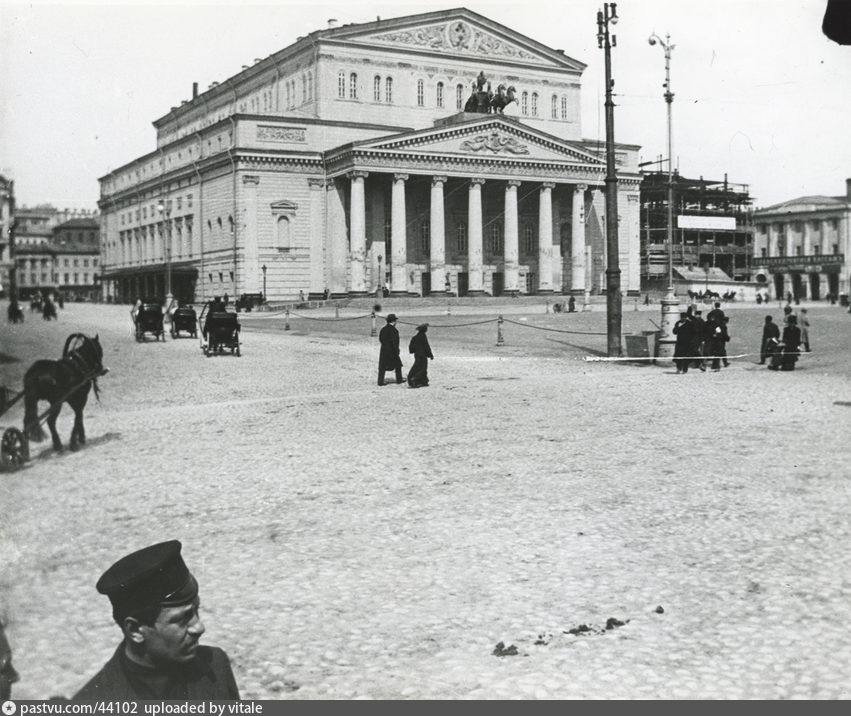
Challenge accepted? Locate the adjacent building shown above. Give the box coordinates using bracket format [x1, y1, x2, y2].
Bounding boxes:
[752, 179, 851, 302]
[98, 7, 642, 304]
[0, 175, 13, 296]
[640, 171, 755, 292]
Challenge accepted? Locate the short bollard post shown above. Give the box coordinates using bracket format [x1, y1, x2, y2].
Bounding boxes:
[545, 300, 550, 313]
[446, 301, 451, 316]
[370, 311, 377, 337]
[335, 302, 340, 318]
[496, 315, 505, 346]
[284, 308, 290, 331]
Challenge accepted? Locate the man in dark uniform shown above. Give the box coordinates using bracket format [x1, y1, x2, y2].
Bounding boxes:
[377, 314, 404, 386]
[73, 540, 239, 701]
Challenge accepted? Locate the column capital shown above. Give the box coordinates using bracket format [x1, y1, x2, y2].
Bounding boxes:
[506, 180, 522, 189]
[393, 173, 409, 183]
[574, 183, 588, 193]
[540, 181, 556, 190]
[432, 175, 447, 186]
[348, 170, 369, 181]
[470, 177, 486, 186]
[307, 177, 325, 188]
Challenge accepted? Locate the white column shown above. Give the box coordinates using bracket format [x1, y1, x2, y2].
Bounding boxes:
[308, 178, 326, 298]
[503, 180, 520, 293]
[537, 181, 555, 293]
[468, 177, 485, 294]
[327, 180, 348, 296]
[769, 223, 779, 257]
[429, 175, 447, 296]
[349, 171, 368, 295]
[242, 175, 261, 294]
[390, 173, 408, 295]
[571, 184, 587, 293]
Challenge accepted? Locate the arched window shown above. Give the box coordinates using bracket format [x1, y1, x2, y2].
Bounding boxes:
[531, 92, 538, 117]
[349, 72, 358, 99]
[337, 71, 346, 98]
[436, 81, 444, 108]
[374, 75, 382, 102]
[302, 74, 307, 103]
[417, 79, 425, 106]
[456, 84, 464, 110]
[456, 222, 467, 253]
[561, 95, 568, 119]
[307, 72, 313, 101]
[551, 94, 558, 119]
[227, 216, 234, 237]
[490, 223, 503, 254]
[385, 76, 393, 103]
[521, 91, 528, 115]
[277, 215, 292, 251]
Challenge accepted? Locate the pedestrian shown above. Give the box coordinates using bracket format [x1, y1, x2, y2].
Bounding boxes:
[73, 540, 240, 701]
[756, 293, 762, 305]
[759, 315, 780, 364]
[323, 287, 330, 300]
[377, 313, 404, 386]
[779, 314, 802, 371]
[672, 311, 694, 374]
[799, 307, 811, 351]
[407, 323, 434, 388]
[568, 295, 576, 313]
[1, 621, 20, 701]
[704, 315, 729, 372]
[691, 309, 706, 371]
[706, 301, 725, 324]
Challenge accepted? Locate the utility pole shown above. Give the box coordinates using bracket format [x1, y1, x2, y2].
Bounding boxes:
[649, 32, 679, 359]
[597, 3, 621, 356]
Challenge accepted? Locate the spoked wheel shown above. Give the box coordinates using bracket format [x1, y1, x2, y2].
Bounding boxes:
[1, 427, 29, 468]
[63, 333, 88, 358]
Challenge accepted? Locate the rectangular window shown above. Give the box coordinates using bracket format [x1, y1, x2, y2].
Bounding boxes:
[456, 222, 467, 253]
[338, 71, 346, 98]
[83, 273, 89, 283]
[834, 243, 839, 254]
[64, 259, 70, 267]
[74, 259, 79, 267]
[760, 247, 767, 258]
[64, 273, 70, 283]
[83, 259, 90, 267]
[73, 273, 78, 284]
[420, 221, 430, 253]
[417, 80, 424, 107]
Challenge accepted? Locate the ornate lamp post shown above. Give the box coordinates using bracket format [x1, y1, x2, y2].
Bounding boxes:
[597, 2, 622, 356]
[261, 263, 267, 302]
[156, 199, 174, 309]
[649, 32, 679, 360]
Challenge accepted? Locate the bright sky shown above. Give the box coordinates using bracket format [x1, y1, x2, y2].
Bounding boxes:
[1, 0, 848, 211]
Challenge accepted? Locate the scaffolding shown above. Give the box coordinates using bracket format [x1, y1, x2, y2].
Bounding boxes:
[640, 169, 755, 286]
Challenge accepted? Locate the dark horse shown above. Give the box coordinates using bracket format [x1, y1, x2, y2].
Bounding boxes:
[23, 333, 105, 451]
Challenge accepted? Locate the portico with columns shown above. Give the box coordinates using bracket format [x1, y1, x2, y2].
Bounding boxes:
[321, 115, 641, 298]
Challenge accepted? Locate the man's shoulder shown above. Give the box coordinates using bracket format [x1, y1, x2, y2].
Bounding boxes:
[73, 647, 127, 701]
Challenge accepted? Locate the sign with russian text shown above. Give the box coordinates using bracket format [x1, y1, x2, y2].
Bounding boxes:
[763, 254, 844, 273]
[677, 215, 736, 231]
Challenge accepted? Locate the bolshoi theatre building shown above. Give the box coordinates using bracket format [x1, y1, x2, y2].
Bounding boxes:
[98, 7, 642, 303]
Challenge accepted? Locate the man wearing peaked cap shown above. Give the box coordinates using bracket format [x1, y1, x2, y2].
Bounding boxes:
[73, 540, 240, 701]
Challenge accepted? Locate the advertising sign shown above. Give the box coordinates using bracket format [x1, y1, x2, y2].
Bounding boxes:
[677, 215, 736, 231]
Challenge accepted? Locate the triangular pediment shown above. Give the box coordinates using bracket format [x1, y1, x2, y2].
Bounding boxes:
[350, 117, 605, 167]
[321, 8, 585, 72]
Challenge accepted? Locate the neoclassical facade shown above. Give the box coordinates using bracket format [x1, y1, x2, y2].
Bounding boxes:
[753, 180, 851, 301]
[98, 8, 641, 303]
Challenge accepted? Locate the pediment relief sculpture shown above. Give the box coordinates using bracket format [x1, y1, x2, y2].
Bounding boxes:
[370, 22, 538, 61]
[460, 131, 530, 155]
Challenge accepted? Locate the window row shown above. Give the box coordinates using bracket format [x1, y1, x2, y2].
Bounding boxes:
[120, 195, 193, 225]
[25, 272, 90, 285]
[285, 72, 313, 109]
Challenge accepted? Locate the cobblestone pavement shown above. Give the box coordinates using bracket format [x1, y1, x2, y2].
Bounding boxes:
[1, 300, 850, 699]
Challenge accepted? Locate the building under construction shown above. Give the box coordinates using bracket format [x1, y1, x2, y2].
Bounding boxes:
[640, 170, 755, 290]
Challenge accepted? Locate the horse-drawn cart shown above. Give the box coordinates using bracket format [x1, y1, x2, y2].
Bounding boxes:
[1, 333, 107, 470]
[199, 301, 241, 357]
[133, 302, 166, 342]
[170, 305, 198, 338]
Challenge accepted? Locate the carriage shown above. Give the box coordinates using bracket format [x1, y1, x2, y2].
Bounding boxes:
[199, 302, 241, 357]
[1, 333, 107, 470]
[133, 302, 166, 342]
[170, 305, 198, 338]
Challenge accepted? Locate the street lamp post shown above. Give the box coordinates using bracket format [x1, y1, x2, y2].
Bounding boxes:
[261, 264, 267, 302]
[597, 2, 622, 357]
[377, 254, 383, 296]
[157, 199, 174, 309]
[649, 32, 679, 360]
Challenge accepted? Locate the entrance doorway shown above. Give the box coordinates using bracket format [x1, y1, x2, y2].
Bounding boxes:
[791, 273, 803, 301]
[491, 272, 504, 297]
[808, 273, 820, 301]
[421, 271, 431, 297]
[457, 272, 469, 297]
[773, 273, 784, 301]
[828, 273, 839, 300]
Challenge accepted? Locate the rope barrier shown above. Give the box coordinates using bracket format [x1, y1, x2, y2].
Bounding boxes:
[582, 351, 801, 363]
[502, 317, 608, 336]
[288, 312, 372, 321]
[395, 318, 498, 328]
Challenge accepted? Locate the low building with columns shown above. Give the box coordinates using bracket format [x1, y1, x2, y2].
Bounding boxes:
[753, 178, 851, 302]
[98, 8, 642, 304]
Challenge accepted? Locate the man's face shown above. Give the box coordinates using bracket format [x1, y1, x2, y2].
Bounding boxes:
[141, 598, 205, 665]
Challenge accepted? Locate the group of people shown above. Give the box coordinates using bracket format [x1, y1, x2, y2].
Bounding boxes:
[377, 314, 434, 388]
[760, 305, 810, 371]
[672, 302, 732, 373]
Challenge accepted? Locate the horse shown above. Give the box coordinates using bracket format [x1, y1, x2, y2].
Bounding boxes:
[23, 333, 105, 452]
[489, 84, 516, 113]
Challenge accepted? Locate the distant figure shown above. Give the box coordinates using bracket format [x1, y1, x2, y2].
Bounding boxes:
[783, 304, 796, 326]
[7, 300, 24, 324]
[73, 540, 240, 701]
[706, 301, 725, 324]
[377, 314, 404, 386]
[779, 315, 802, 371]
[0, 621, 19, 701]
[42, 298, 57, 320]
[299, 290, 305, 303]
[568, 295, 576, 313]
[644, 293, 650, 306]
[672, 312, 695, 374]
[759, 315, 780, 365]
[323, 287, 330, 300]
[223, 292, 229, 306]
[704, 316, 729, 372]
[756, 293, 763, 305]
[203, 296, 226, 338]
[799, 307, 811, 352]
[57, 293, 65, 309]
[407, 323, 434, 388]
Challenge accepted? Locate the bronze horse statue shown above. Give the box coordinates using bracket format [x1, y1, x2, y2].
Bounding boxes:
[489, 84, 517, 114]
[23, 333, 105, 451]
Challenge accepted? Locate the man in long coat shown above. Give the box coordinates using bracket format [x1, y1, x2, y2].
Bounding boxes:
[759, 315, 781, 364]
[407, 323, 434, 388]
[73, 540, 239, 701]
[672, 312, 694, 373]
[377, 314, 404, 385]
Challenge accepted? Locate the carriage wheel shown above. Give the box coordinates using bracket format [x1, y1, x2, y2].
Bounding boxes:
[63, 333, 88, 358]
[1, 427, 29, 468]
